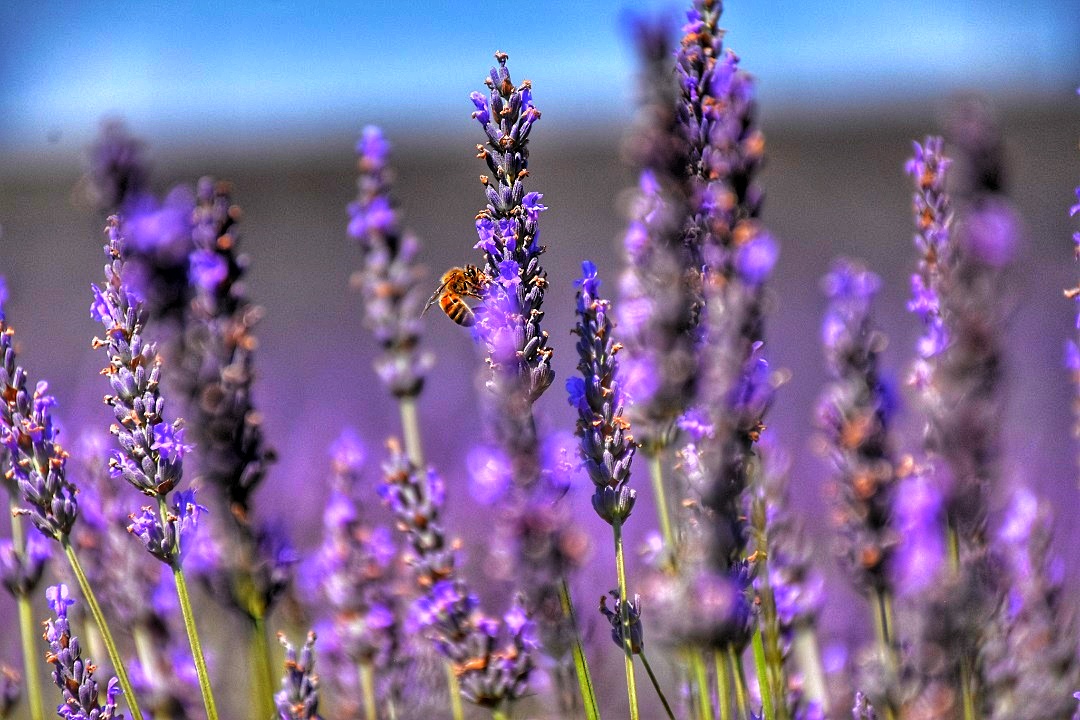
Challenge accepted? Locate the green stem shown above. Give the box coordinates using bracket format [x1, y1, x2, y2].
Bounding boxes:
[612, 519, 640, 720]
[728, 646, 749, 720]
[640, 652, 676, 720]
[947, 524, 978, 720]
[869, 589, 898, 720]
[444, 662, 464, 720]
[792, 624, 829, 715]
[751, 632, 774, 720]
[17, 592, 44, 720]
[10, 510, 44, 720]
[172, 562, 219, 720]
[647, 450, 675, 556]
[715, 650, 731, 720]
[251, 612, 276, 720]
[691, 652, 715, 720]
[558, 577, 601, 720]
[398, 396, 425, 468]
[491, 709, 509, 720]
[62, 541, 145, 720]
[359, 662, 378, 720]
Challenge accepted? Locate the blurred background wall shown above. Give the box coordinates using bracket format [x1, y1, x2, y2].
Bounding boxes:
[1, 1, 1079, 716]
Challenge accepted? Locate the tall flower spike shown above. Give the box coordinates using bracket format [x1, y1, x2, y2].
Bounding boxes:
[275, 632, 322, 720]
[0, 314, 79, 540]
[981, 488, 1080, 720]
[617, 20, 698, 449]
[469, 52, 582, 709]
[816, 260, 899, 595]
[92, 218, 197, 565]
[347, 126, 433, 398]
[569, 261, 637, 525]
[380, 440, 536, 709]
[471, 51, 553, 402]
[43, 584, 125, 719]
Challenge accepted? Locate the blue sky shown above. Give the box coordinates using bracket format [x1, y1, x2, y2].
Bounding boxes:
[0, 1, 1076, 154]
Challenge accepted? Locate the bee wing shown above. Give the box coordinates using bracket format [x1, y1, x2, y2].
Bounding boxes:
[421, 277, 455, 316]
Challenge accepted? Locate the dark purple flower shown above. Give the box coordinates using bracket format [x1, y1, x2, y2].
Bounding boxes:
[188, 249, 228, 291]
[126, 489, 207, 565]
[599, 590, 644, 654]
[0, 530, 50, 597]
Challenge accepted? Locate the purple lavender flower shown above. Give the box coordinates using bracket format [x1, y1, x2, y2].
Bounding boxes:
[816, 259, 899, 595]
[852, 691, 877, 720]
[0, 318, 80, 540]
[126, 489, 207, 565]
[346, 125, 432, 398]
[83, 119, 149, 214]
[981, 488, 1080, 720]
[0, 665, 19, 719]
[470, 52, 553, 403]
[380, 440, 536, 709]
[275, 632, 322, 720]
[569, 261, 638, 525]
[599, 591, 644, 654]
[0, 530, 50, 596]
[43, 584, 125, 719]
[92, 217, 191, 565]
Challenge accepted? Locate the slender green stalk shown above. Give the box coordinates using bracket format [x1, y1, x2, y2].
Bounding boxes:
[691, 652, 715, 720]
[728, 646, 749, 720]
[869, 589, 898, 720]
[62, 541, 145, 720]
[359, 662, 378, 720]
[559, 577, 601, 720]
[251, 612, 276, 720]
[947, 524, 978, 720]
[172, 562, 219, 720]
[647, 450, 675, 554]
[715, 650, 731, 720]
[444, 662, 465, 720]
[640, 652, 676, 720]
[751, 633, 773, 720]
[398, 397, 425, 468]
[792, 624, 829, 714]
[612, 519, 640, 720]
[17, 591, 44, 720]
[10, 511, 44, 720]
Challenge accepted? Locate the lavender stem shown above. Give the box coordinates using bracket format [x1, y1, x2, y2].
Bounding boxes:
[729, 646, 749, 720]
[640, 652, 676, 720]
[398, 397, 425, 467]
[648, 451, 676, 560]
[9, 509, 44, 720]
[252, 612, 276, 719]
[61, 540, 145, 720]
[750, 633, 773, 720]
[442, 663, 464, 720]
[715, 650, 732, 720]
[16, 590, 43, 720]
[558, 578, 601, 720]
[613, 518, 640, 720]
[359, 662, 377, 720]
[167, 512, 219, 720]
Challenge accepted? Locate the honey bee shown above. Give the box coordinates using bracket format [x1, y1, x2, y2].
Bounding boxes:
[422, 265, 490, 327]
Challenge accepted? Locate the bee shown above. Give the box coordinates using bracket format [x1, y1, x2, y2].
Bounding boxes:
[422, 265, 490, 327]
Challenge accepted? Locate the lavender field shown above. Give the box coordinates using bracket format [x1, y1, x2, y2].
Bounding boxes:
[1, 1, 1079, 719]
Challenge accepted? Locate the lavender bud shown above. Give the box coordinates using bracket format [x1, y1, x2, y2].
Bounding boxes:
[275, 632, 322, 720]
[43, 584, 125, 719]
[599, 590, 644, 654]
[0, 530, 50, 596]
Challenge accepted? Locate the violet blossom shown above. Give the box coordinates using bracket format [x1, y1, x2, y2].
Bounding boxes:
[276, 632, 322, 720]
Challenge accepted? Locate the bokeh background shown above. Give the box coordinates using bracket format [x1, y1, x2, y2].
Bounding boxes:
[1, 1, 1079, 717]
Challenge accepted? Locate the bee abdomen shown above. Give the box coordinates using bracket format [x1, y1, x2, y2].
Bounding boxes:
[441, 296, 476, 326]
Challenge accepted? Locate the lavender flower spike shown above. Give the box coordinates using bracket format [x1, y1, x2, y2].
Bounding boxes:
[569, 260, 637, 525]
[92, 218, 195, 564]
[276, 632, 322, 720]
[347, 126, 432, 398]
[43, 583, 125, 719]
[0, 324, 80, 540]
[471, 51, 553, 402]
